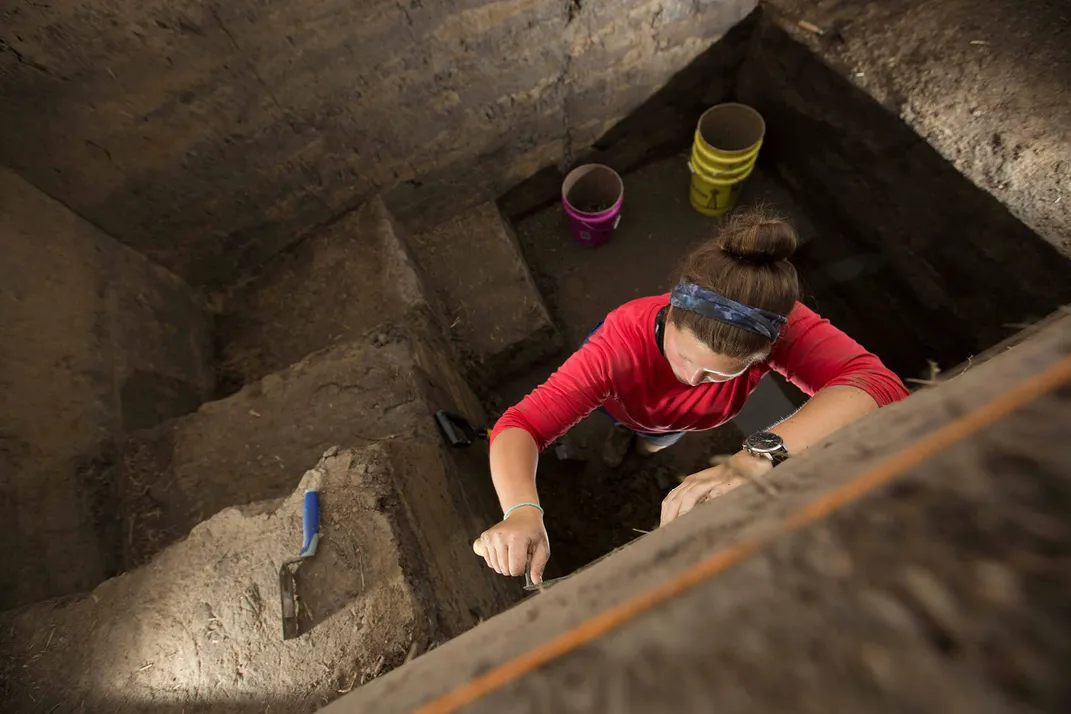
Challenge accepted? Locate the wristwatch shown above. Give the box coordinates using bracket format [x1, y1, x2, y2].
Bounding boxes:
[743, 430, 790, 465]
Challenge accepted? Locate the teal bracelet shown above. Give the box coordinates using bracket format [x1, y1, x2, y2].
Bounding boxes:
[503, 502, 544, 520]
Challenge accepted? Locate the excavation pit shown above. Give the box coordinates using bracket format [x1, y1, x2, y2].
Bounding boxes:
[1, 1, 1069, 711]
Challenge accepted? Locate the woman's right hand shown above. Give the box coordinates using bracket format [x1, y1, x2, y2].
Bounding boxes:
[473, 506, 551, 584]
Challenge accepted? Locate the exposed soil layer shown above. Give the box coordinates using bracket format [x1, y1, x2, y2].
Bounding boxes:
[0, 0, 757, 286]
[211, 198, 435, 395]
[0, 168, 213, 610]
[764, 0, 1071, 256]
[407, 202, 561, 388]
[737, 2, 1071, 378]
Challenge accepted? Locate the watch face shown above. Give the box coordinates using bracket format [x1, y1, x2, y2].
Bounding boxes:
[746, 431, 784, 453]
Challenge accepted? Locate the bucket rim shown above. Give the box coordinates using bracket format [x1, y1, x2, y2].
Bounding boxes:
[561, 163, 625, 217]
[695, 102, 766, 155]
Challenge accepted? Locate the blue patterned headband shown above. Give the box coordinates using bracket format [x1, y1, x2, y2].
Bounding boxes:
[669, 280, 787, 341]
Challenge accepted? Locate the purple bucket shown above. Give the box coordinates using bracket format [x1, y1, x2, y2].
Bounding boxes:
[561, 164, 624, 248]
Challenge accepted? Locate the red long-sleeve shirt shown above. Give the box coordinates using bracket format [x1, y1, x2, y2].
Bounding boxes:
[492, 294, 909, 450]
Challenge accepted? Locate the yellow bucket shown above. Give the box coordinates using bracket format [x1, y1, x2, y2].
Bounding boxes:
[688, 103, 766, 216]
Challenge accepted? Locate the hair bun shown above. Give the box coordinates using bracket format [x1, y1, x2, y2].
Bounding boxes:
[719, 215, 798, 263]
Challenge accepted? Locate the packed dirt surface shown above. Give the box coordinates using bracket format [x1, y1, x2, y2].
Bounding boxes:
[1, 447, 441, 714]
[114, 327, 464, 568]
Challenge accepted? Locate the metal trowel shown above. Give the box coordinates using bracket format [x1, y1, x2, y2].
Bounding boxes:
[279, 488, 321, 640]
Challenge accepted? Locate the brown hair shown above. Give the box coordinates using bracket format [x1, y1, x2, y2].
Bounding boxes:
[669, 209, 800, 359]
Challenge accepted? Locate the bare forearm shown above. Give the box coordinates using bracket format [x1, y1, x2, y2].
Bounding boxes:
[685, 385, 880, 491]
[488, 427, 541, 513]
[770, 384, 879, 453]
[664, 387, 883, 526]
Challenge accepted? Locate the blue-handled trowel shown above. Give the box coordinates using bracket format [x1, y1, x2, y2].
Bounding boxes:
[279, 488, 321, 640]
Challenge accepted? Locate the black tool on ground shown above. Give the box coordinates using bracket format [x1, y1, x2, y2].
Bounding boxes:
[435, 410, 491, 448]
[279, 488, 321, 640]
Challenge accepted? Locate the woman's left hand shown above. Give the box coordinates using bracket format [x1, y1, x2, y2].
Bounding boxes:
[660, 450, 773, 526]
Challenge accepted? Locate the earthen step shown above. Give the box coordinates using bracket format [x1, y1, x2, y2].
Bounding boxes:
[0, 444, 510, 714]
[213, 196, 441, 391]
[318, 315, 1071, 714]
[0, 168, 215, 611]
[104, 322, 516, 624]
[408, 202, 561, 386]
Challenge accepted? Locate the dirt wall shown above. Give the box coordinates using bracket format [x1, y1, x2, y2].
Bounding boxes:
[213, 197, 438, 393]
[0, 168, 213, 610]
[762, 0, 1071, 257]
[0, 0, 756, 286]
[408, 201, 561, 386]
[737, 9, 1071, 379]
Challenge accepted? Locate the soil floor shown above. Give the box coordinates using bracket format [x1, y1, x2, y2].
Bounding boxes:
[489, 153, 827, 580]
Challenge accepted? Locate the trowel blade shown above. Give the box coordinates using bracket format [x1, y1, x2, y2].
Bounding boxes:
[523, 574, 570, 592]
[279, 561, 302, 640]
[521, 553, 571, 592]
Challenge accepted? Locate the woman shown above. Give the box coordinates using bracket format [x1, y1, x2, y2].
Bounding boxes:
[476, 211, 909, 584]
